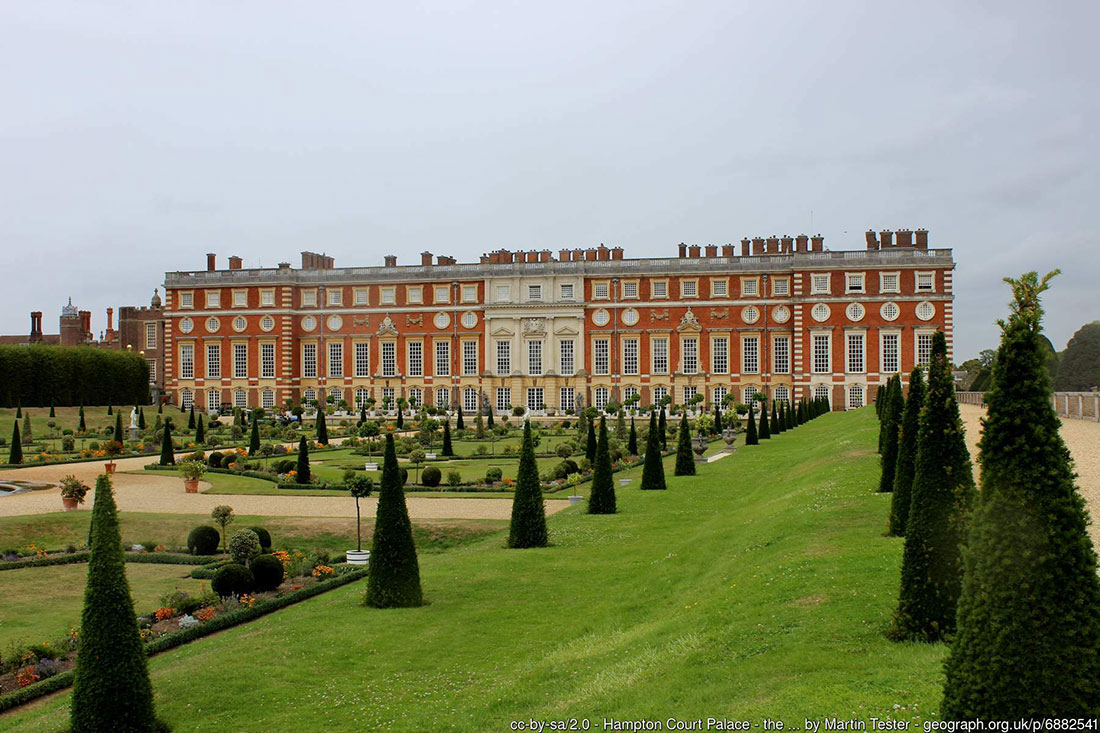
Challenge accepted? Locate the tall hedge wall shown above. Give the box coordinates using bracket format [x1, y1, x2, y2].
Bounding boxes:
[0, 345, 149, 407]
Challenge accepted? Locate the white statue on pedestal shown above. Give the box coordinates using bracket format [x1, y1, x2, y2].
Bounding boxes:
[130, 406, 139, 430]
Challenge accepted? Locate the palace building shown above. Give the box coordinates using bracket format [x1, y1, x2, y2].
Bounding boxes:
[161, 229, 953, 415]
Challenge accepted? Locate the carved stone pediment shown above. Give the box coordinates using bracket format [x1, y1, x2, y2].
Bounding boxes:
[377, 315, 398, 336]
[677, 308, 702, 332]
[521, 317, 547, 334]
[490, 324, 515, 337]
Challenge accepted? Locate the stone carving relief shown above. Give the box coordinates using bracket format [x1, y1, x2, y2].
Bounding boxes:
[406, 314, 423, 327]
[522, 318, 547, 334]
[650, 309, 669, 321]
[677, 308, 701, 331]
[377, 315, 398, 336]
[710, 308, 729, 320]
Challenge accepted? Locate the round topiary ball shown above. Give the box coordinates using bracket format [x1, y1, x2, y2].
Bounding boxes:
[211, 563, 254, 597]
[248, 526, 272, 551]
[187, 525, 220, 556]
[251, 554, 285, 592]
[207, 451, 224, 468]
[421, 465, 442, 487]
[228, 529, 261, 566]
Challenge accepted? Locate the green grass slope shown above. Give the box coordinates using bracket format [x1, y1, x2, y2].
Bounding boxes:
[0, 408, 946, 731]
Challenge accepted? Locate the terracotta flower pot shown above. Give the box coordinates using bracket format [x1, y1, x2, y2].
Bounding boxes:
[104, 462, 117, 474]
[184, 478, 199, 493]
[62, 497, 79, 511]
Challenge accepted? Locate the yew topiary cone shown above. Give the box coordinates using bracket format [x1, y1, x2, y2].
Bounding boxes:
[365, 434, 423, 607]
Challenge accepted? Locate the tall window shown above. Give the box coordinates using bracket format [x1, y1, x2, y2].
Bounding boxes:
[682, 338, 698, 374]
[812, 334, 831, 374]
[463, 341, 478, 375]
[328, 342, 343, 378]
[713, 386, 727, 406]
[463, 387, 479, 413]
[682, 386, 697, 404]
[261, 343, 275, 379]
[773, 336, 790, 374]
[381, 342, 396, 377]
[560, 387, 575, 413]
[848, 384, 865, 409]
[262, 389, 275, 408]
[815, 385, 831, 406]
[528, 340, 543, 375]
[881, 333, 900, 374]
[774, 385, 790, 405]
[652, 337, 669, 374]
[303, 388, 317, 405]
[206, 343, 221, 379]
[435, 341, 451, 376]
[559, 340, 574, 376]
[302, 343, 317, 378]
[381, 387, 394, 406]
[526, 387, 544, 412]
[594, 387, 609, 410]
[147, 359, 157, 384]
[145, 322, 156, 349]
[180, 345, 194, 380]
[496, 387, 511, 412]
[593, 339, 610, 375]
[355, 342, 369, 377]
[355, 388, 369, 408]
[743, 386, 757, 403]
[436, 387, 450, 409]
[711, 337, 728, 374]
[207, 389, 219, 412]
[408, 388, 422, 408]
[917, 333, 934, 365]
[234, 388, 247, 408]
[623, 386, 639, 404]
[653, 386, 668, 405]
[232, 343, 247, 378]
[496, 341, 511, 374]
[408, 342, 423, 377]
[741, 336, 759, 374]
[623, 338, 639, 375]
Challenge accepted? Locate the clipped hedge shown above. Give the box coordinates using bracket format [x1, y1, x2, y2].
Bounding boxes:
[0, 344, 149, 407]
[0, 551, 217, 572]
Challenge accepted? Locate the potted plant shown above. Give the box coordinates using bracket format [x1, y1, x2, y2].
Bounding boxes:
[180, 459, 207, 492]
[346, 475, 373, 564]
[103, 440, 123, 474]
[59, 474, 89, 511]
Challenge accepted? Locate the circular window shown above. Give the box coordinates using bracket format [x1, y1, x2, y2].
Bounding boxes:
[741, 306, 760, 324]
[621, 308, 639, 326]
[433, 312, 451, 329]
[461, 311, 477, 329]
[880, 302, 900, 321]
[301, 316, 317, 332]
[772, 306, 790, 324]
[260, 315, 275, 332]
[327, 315, 343, 331]
[179, 317, 194, 334]
[232, 316, 248, 333]
[916, 301, 936, 321]
[205, 317, 220, 333]
[592, 309, 610, 327]
[846, 303, 865, 322]
[811, 303, 831, 323]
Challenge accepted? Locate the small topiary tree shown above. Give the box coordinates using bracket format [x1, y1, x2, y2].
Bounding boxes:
[770, 400, 781, 435]
[455, 405, 465, 431]
[187, 525, 220, 555]
[877, 377, 904, 493]
[251, 554, 285, 592]
[8, 421, 22, 464]
[758, 398, 771, 440]
[421, 465, 442, 487]
[640, 412, 666, 491]
[887, 367, 925, 536]
[195, 412, 205, 444]
[248, 418, 260, 456]
[296, 436, 310, 484]
[585, 419, 597, 463]
[485, 466, 503, 484]
[364, 434, 423, 608]
[212, 563, 255, 597]
[745, 400, 758, 446]
[187, 403, 195, 430]
[674, 412, 695, 476]
[442, 419, 453, 457]
[228, 529, 261, 566]
[658, 406, 668, 450]
[79, 404, 86, 432]
[627, 416, 638, 455]
[615, 409, 627, 441]
[587, 416, 616, 514]
[248, 525, 272, 551]
[316, 410, 328, 445]
[211, 505, 235, 553]
[159, 419, 174, 466]
[508, 420, 549, 548]
[71, 474, 160, 732]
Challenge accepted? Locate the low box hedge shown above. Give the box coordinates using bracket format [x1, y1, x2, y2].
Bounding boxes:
[0, 551, 219, 572]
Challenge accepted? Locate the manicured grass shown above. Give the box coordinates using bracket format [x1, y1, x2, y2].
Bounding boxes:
[0, 408, 946, 731]
[0, 563, 204, 650]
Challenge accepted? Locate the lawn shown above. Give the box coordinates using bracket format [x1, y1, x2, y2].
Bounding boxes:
[0, 408, 948, 731]
[0, 563, 205, 650]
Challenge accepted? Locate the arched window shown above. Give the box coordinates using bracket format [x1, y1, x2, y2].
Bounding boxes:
[355, 388, 369, 408]
[180, 389, 193, 409]
[436, 388, 450, 409]
[594, 387, 609, 411]
[774, 385, 790, 405]
[206, 389, 219, 413]
[303, 388, 317, 405]
[713, 386, 728, 406]
[653, 386, 668, 406]
[743, 386, 758, 403]
[847, 384, 865, 409]
[408, 387, 422, 408]
[261, 389, 275, 409]
[234, 388, 247, 408]
[463, 388, 479, 413]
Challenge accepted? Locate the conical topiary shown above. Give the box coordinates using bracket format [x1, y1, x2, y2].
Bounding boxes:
[296, 436, 310, 484]
[627, 416, 638, 456]
[585, 418, 597, 463]
[770, 400, 781, 434]
[442, 419, 454, 457]
[395, 406, 404, 429]
[942, 271, 1100, 718]
[887, 367, 925, 536]
[49, 402, 55, 418]
[658, 406, 667, 450]
[640, 412, 666, 491]
[159, 420, 174, 466]
[316, 410, 328, 445]
[674, 412, 696, 476]
[9, 421, 22, 464]
[758, 398, 771, 440]
[138, 407, 146, 430]
[713, 404, 723, 435]
[195, 411, 205, 444]
[508, 421, 548, 548]
[587, 416, 616, 514]
[71, 475, 160, 731]
[365, 434, 423, 607]
[187, 403, 195, 430]
[615, 409, 627, 441]
[877, 377, 904, 493]
[248, 417, 260, 456]
[745, 401, 758, 445]
[889, 331, 975, 642]
[785, 398, 795, 430]
[113, 411, 123, 445]
[455, 405, 465, 431]
[79, 404, 86, 432]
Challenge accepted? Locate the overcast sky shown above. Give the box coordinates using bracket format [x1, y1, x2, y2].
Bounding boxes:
[1, 1, 1097, 360]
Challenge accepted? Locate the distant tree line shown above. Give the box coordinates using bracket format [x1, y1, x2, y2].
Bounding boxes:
[0, 345, 149, 407]
[960, 319, 1100, 392]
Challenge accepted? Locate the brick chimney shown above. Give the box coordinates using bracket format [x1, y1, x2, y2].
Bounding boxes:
[688, 245, 701, 258]
[611, 247, 624, 260]
[915, 229, 929, 249]
[752, 237, 765, 255]
[811, 234, 824, 252]
[106, 307, 114, 332]
[559, 249, 571, 262]
[741, 238, 751, 256]
[896, 229, 913, 247]
[705, 245, 718, 258]
[796, 234, 809, 252]
[880, 230, 893, 248]
[678, 243, 687, 258]
[206, 253, 216, 271]
[865, 230, 878, 250]
[384, 255, 397, 267]
[228, 256, 243, 270]
[722, 244, 734, 257]
[421, 251, 433, 266]
[780, 236, 793, 254]
[766, 236, 779, 254]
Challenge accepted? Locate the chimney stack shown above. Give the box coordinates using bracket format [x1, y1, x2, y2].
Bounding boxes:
[678, 243, 688, 258]
[228, 255, 243, 270]
[688, 244, 701, 258]
[780, 236, 794, 254]
[705, 244, 718, 258]
[796, 234, 809, 252]
[741, 238, 751, 257]
[206, 253, 216, 271]
[421, 251, 433, 266]
[811, 234, 824, 252]
[752, 237, 766, 255]
[915, 228, 929, 249]
[106, 307, 114, 332]
[611, 247, 624, 260]
[722, 244, 734, 257]
[384, 255, 397, 267]
[865, 230, 878, 250]
[880, 229, 893, 248]
[766, 236, 779, 254]
[896, 229, 913, 247]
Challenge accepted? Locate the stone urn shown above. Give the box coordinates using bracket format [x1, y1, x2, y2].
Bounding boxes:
[722, 428, 739, 451]
[692, 436, 708, 462]
[184, 478, 200, 493]
[62, 496, 79, 511]
[346, 549, 370, 565]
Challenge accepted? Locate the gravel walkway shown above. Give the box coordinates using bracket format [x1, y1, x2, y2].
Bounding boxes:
[0, 456, 569, 520]
[959, 404, 1100, 550]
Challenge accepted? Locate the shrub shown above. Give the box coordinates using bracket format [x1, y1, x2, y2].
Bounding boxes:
[485, 466, 503, 483]
[187, 525, 220, 555]
[207, 451, 224, 468]
[228, 530, 261, 566]
[420, 465, 442, 487]
[508, 421, 548, 548]
[587, 416, 616, 514]
[674, 413, 696, 476]
[248, 526, 272, 550]
[640, 412, 666, 491]
[364, 433, 423, 608]
[555, 442, 574, 459]
[272, 458, 295, 474]
[251, 554, 285, 592]
[61, 435, 75, 452]
[446, 469, 461, 487]
[212, 563, 255, 597]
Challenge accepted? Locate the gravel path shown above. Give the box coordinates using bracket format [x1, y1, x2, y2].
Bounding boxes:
[0, 456, 569, 520]
[959, 404, 1100, 550]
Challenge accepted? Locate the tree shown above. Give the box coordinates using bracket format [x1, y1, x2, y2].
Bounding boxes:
[22, 411, 33, 444]
[640, 412, 666, 491]
[78, 404, 86, 432]
[585, 419, 597, 463]
[211, 505, 235, 553]
[796, 400, 805, 426]
[877, 377, 904, 493]
[395, 402, 404, 429]
[107, 403, 112, 416]
[615, 409, 627, 441]
[769, 400, 780, 434]
[441, 419, 454, 457]
[316, 409, 329, 445]
[575, 406, 587, 441]
[455, 405, 465, 431]
[1054, 320, 1100, 391]
[745, 401, 758, 445]
[757, 398, 771, 440]
[485, 404, 494, 430]
[71, 475, 160, 732]
[674, 412, 696, 476]
[889, 331, 975, 642]
[296, 436, 310, 483]
[887, 367, 924, 536]
[658, 406, 668, 450]
[508, 421, 548, 548]
[475, 410, 485, 439]
[138, 406, 146, 430]
[358, 404, 367, 426]
[49, 402, 55, 418]
[713, 404, 723, 435]
[785, 399, 795, 430]
[8, 421, 22, 464]
[159, 420, 175, 466]
[627, 416, 638, 456]
[187, 403, 195, 430]
[347, 475, 373, 552]
[195, 412, 205, 444]
[248, 417, 260, 456]
[587, 416, 616, 514]
[942, 272, 1100, 718]
[365, 433, 423, 607]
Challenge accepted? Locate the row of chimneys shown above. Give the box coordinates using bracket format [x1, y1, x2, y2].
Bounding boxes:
[30, 310, 104, 339]
[865, 229, 929, 250]
[205, 253, 244, 272]
[677, 235, 826, 258]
